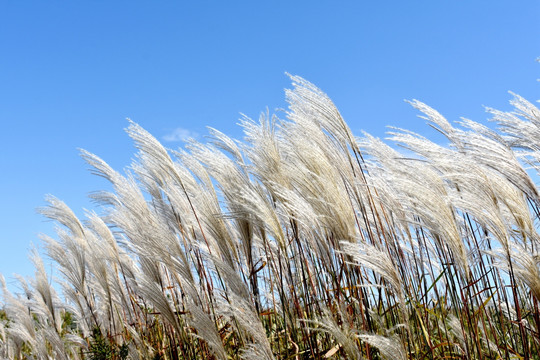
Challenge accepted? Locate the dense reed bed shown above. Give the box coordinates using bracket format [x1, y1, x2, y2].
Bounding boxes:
[2, 76, 540, 359]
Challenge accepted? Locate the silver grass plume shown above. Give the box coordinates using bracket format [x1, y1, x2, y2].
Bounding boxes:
[488, 241, 540, 301]
[340, 240, 406, 313]
[357, 333, 407, 360]
[303, 308, 362, 359]
[210, 255, 275, 360]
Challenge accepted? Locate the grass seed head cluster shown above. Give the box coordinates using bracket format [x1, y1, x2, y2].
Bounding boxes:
[1, 75, 540, 359]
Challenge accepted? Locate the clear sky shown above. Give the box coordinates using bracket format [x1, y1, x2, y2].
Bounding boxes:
[0, 1, 539, 286]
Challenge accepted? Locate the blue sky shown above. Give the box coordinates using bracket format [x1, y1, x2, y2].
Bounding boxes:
[0, 1, 539, 286]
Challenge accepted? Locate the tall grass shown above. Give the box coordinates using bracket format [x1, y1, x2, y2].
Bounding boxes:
[2, 75, 540, 359]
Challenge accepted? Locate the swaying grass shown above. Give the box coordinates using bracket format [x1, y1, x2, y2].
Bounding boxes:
[2, 75, 540, 359]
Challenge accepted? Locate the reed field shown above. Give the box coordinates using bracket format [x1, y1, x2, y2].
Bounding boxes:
[2, 75, 540, 359]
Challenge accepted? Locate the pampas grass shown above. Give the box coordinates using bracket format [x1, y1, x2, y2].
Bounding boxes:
[2, 75, 540, 359]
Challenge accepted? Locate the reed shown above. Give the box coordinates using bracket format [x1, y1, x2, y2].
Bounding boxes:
[1, 75, 540, 359]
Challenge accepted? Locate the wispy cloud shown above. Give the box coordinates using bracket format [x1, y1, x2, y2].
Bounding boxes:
[162, 127, 199, 142]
